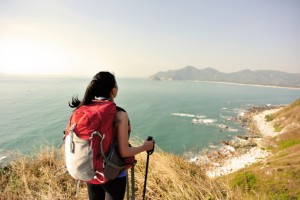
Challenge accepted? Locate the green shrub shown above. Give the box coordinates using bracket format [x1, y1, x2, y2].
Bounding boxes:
[231, 171, 257, 191]
[274, 124, 283, 132]
[269, 193, 290, 200]
[278, 139, 300, 149]
[265, 114, 275, 122]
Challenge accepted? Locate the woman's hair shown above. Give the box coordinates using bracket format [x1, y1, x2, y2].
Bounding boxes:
[69, 71, 117, 108]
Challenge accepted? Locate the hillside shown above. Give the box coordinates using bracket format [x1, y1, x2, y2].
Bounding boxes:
[222, 98, 300, 199]
[0, 99, 299, 199]
[150, 66, 300, 87]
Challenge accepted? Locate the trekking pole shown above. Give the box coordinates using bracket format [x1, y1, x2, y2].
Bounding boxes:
[131, 164, 135, 200]
[142, 136, 155, 200]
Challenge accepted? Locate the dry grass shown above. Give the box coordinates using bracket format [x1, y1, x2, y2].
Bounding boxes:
[0, 144, 245, 200]
[0, 146, 83, 200]
[267, 98, 300, 132]
[133, 148, 244, 200]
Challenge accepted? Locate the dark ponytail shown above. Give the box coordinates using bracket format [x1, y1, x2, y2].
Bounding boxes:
[69, 71, 117, 108]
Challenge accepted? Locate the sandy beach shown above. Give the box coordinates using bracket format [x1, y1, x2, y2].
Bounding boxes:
[191, 107, 283, 178]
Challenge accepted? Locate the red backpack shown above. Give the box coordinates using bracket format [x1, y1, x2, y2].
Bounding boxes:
[64, 100, 116, 184]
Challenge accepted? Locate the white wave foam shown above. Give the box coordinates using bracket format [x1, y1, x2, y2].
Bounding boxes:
[209, 144, 218, 149]
[0, 156, 7, 161]
[195, 115, 206, 119]
[192, 118, 216, 124]
[171, 113, 206, 118]
[216, 124, 239, 132]
[217, 124, 228, 129]
[171, 113, 195, 117]
[0, 149, 10, 164]
[238, 111, 245, 117]
[171, 113, 219, 126]
[219, 114, 234, 121]
[228, 128, 238, 132]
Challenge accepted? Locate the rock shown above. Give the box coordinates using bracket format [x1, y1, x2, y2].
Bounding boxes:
[229, 138, 257, 149]
[237, 134, 262, 140]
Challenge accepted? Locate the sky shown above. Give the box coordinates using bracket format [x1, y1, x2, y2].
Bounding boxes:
[0, 0, 299, 77]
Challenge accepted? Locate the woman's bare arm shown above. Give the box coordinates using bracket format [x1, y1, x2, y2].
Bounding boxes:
[116, 111, 154, 157]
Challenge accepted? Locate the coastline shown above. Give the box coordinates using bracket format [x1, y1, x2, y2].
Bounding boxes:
[192, 80, 300, 90]
[191, 106, 283, 178]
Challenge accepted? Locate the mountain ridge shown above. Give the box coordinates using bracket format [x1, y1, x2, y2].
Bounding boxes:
[149, 66, 300, 87]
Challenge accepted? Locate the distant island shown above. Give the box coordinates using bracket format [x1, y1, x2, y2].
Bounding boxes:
[149, 66, 300, 88]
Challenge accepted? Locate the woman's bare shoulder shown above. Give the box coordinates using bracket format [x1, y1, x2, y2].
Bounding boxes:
[116, 110, 128, 120]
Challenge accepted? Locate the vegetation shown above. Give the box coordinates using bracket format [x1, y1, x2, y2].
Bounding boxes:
[273, 123, 283, 132]
[224, 98, 300, 200]
[0, 145, 245, 200]
[223, 128, 300, 199]
[278, 139, 300, 150]
[1, 98, 299, 199]
[231, 171, 257, 191]
[266, 98, 300, 124]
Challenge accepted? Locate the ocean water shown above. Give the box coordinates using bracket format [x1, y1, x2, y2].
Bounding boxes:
[1, 75, 300, 162]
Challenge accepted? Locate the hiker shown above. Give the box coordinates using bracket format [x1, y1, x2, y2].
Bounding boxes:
[68, 71, 154, 200]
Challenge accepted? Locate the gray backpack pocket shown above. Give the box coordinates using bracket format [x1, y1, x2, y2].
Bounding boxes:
[65, 130, 95, 181]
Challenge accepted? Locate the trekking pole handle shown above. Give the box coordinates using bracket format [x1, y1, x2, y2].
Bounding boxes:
[147, 136, 155, 155]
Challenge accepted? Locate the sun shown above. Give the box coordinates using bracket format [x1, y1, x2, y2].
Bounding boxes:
[1, 37, 45, 73]
[0, 36, 75, 74]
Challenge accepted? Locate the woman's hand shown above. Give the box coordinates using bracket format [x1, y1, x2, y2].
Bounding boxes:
[142, 140, 154, 152]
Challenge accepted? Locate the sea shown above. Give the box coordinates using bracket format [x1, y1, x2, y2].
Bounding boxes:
[1, 75, 300, 163]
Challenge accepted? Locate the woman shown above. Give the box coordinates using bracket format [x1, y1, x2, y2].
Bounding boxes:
[69, 71, 154, 200]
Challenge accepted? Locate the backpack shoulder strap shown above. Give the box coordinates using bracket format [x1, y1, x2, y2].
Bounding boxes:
[116, 106, 126, 112]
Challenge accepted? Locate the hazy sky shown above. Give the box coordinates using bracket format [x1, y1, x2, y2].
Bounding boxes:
[0, 0, 299, 77]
